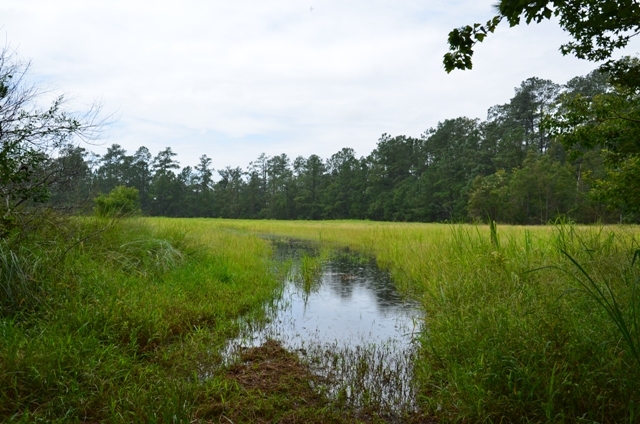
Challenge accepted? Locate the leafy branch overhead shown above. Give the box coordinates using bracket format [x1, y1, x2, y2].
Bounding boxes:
[444, 0, 640, 72]
[444, 16, 502, 72]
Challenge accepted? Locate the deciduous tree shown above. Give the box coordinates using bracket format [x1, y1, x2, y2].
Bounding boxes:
[0, 47, 101, 236]
[444, 0, 640, 72]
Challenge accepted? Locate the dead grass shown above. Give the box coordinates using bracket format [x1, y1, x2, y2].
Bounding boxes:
[199, 340, 436, 424]
[228, 340, 323, 403]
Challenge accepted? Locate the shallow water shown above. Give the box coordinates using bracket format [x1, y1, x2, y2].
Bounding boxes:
[228, 238, 423, 410]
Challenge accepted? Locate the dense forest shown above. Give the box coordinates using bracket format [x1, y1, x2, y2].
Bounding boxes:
[49, 67, 637, 224]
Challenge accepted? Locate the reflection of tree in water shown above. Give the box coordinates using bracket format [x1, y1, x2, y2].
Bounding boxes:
[269, 238, 416, 314]
[323, 255, 410, 313]
[271, 239, 318, 262]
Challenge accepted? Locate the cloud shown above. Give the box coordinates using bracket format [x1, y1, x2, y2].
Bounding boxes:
[2, 0, 631, 173]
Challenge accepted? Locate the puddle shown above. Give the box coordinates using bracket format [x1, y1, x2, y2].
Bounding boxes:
[226, 238, 423, 412]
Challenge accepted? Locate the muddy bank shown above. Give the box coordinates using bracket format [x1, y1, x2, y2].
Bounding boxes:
[210, 340, 435, 423]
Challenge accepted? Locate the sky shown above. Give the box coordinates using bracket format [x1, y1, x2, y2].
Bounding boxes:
[2, 1, 638, 173]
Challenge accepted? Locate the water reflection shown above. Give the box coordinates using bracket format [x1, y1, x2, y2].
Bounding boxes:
[228, 238, 423, 411]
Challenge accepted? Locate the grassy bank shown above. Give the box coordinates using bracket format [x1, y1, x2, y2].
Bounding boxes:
[167, 218, 640, 423]
[0, 217, 319, 422]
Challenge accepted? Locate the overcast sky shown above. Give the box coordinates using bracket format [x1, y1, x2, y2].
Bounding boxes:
[2, 1, 638, 172]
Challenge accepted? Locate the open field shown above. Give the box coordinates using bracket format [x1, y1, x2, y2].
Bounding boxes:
[2, 217, 639, 422]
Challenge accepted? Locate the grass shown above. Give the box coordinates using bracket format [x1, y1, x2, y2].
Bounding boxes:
[2, 216, 639, 422]
[172, 218, 640, 423]
[0, 217, 285, 422]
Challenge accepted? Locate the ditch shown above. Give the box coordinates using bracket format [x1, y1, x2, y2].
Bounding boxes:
[225, 238, 424, 417]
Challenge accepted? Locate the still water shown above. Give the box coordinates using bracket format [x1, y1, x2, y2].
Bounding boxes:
[228, 238, 423, 410]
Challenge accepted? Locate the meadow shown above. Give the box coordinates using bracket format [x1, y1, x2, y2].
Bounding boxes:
[1, 217, 638, 422]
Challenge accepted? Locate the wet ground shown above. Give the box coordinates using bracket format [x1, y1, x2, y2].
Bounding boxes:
[227, 238, 423, 412]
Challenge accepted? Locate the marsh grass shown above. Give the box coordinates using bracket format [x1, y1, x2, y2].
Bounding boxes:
[293, 251, 325, 300]
[306, 340, 419, 416]
[0, 217, 284, 422]
[548, 225, 640, 367]
[194, 218, 640, 423]
[5, 216, 640, 422]
[0, 243, 43, 315]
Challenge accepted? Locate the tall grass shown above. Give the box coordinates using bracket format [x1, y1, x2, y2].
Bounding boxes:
[0, 243, 41, 315]
[191, 218, 640, 423]
[5, 216, 638, 422]
[550, 225, 640, 367]
[292, 252, 325, 301]
[0, 217, 283, 422]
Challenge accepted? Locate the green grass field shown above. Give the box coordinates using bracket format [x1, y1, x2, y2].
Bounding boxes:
[1, 217, 639, 422]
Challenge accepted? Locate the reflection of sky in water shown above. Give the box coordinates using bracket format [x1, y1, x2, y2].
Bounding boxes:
[225, 239, 423, 410]
[282, 267, 419, 349]
[240, 240, 422, 351]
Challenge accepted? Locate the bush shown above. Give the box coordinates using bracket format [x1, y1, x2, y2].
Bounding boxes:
[94, 186, 141, 218]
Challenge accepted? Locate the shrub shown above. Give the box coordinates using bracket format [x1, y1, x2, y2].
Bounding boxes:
[94, 186, 141, 218]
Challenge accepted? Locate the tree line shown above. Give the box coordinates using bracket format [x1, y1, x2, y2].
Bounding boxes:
[3, 1, 640, 229]
[48, 67, 637, 224]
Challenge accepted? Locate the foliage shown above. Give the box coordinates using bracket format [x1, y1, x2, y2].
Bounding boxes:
[93, 185, 140, 218]
[444, 1, 640, 216]
[444, 0, 640, 72]
[592, 154, 640, 216]
[45, 68, 636, 224]
[0, 47, 100, 236]
[468, 170, 510, 222]
[546, 56, 640, 214]
[508, 152, 576, 224]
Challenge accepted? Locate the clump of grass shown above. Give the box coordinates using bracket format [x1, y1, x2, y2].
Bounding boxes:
[0, 214, 83, 317]
[549, 224, 640, 367]
[110, 237, 184, 276]
[0, 243, 42, 315]
[294, 252, 324, 297]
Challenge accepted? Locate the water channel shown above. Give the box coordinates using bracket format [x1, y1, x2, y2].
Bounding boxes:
[227, 238, 423, 411]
